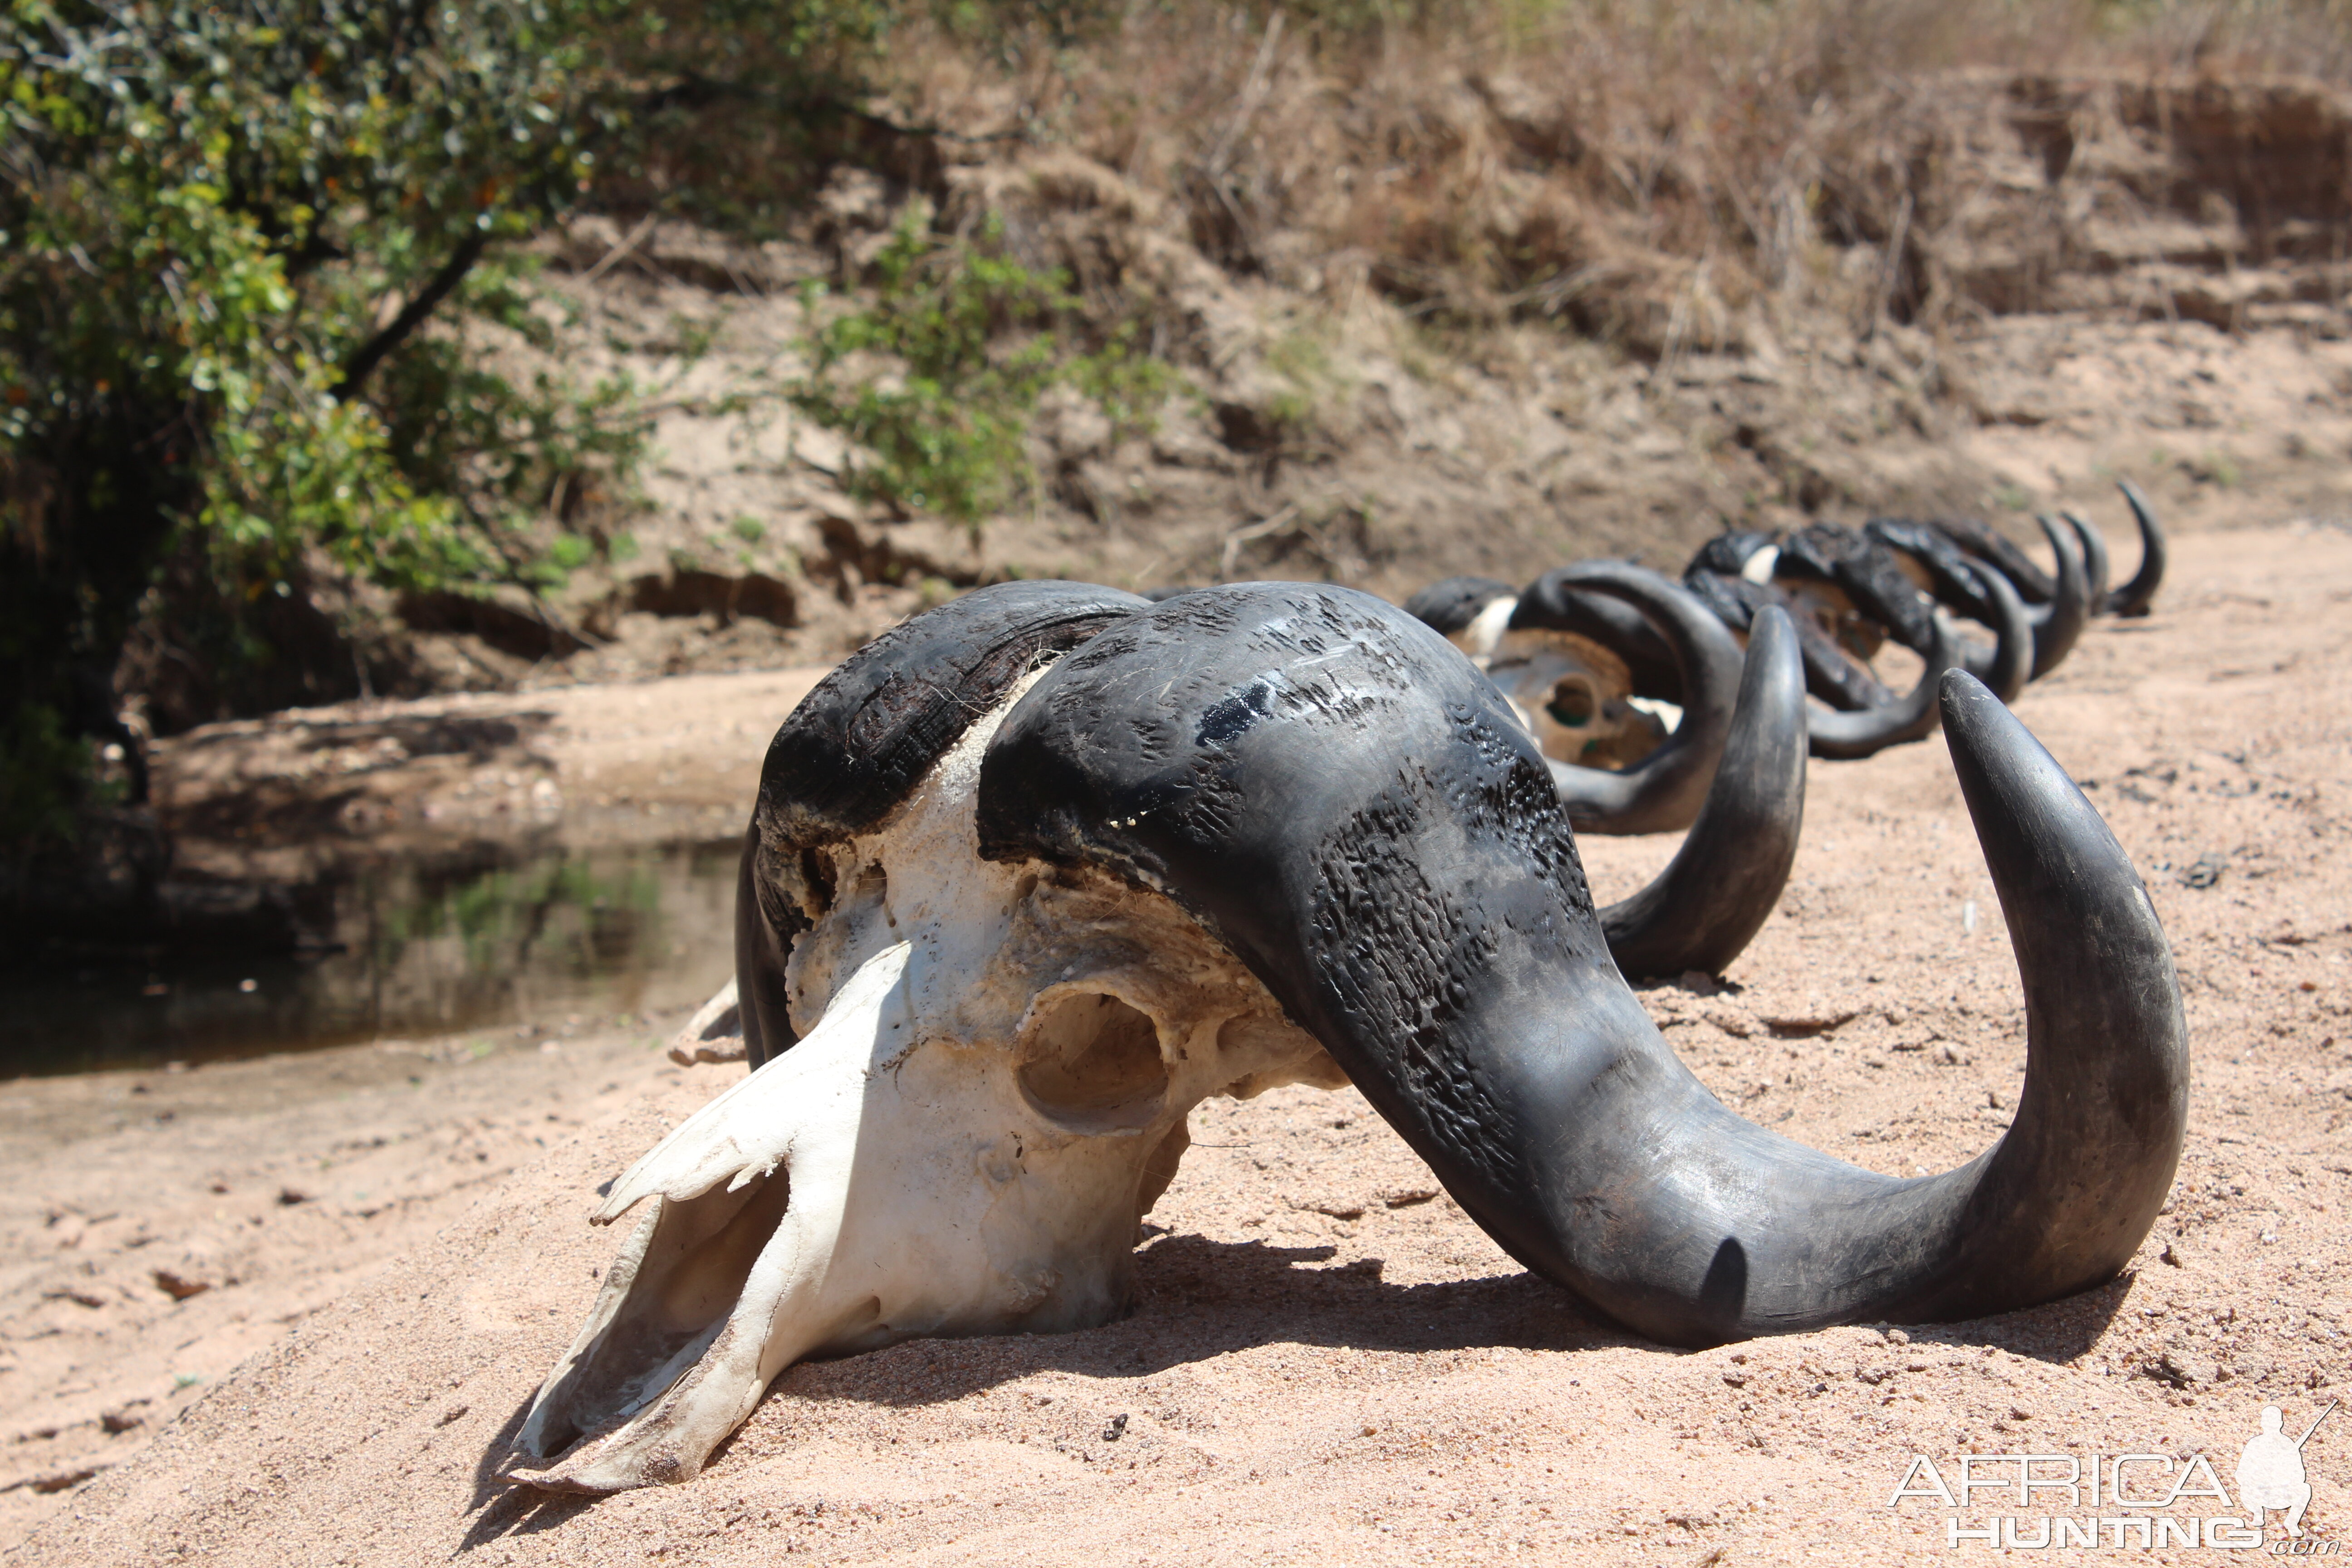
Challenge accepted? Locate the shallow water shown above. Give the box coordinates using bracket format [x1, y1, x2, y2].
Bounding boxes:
[0, 839, 741, 1077]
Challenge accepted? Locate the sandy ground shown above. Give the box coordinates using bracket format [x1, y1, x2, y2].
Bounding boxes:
[8, 522, 2352, 1564]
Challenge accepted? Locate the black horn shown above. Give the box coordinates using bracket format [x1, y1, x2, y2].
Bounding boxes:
[977, 585, 2187, 1345]
[1401, 575, 1519, 659]
[1937, 515, 2056, 606]
[1599, 605, 1806, 978]
[1683, 530, 1962, 760]
[1962, 559, 2033, 703]
[1867, 520, 2032, 704]
[2064, 510, 2110, 609]
[1802, 608, 1962, 761]
[1514, 562, 1743, 835]
[2024, 513, 2090, 679]
[2104, 480, 2166, 618]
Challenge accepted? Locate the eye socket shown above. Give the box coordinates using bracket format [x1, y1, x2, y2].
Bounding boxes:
[1017, 990, 1170, 1132]
[1545, 677, 1597, 728]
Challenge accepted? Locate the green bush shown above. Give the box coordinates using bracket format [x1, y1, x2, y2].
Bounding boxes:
[0, 0, 1126, 856]
[0, 0, 638, 838]
[790, 211, 1172, 532]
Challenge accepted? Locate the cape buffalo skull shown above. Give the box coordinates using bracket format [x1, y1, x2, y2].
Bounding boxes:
[510, 580, 2186, 1494]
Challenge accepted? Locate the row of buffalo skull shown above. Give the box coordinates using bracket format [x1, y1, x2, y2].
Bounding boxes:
[1410, 482, 2166, 771]
[506, 552, 2186, 1495]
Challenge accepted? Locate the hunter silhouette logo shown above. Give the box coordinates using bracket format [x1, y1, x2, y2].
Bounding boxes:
[1889, 1398, 2337, 1550]
[2240, 1402, 2333, 1541]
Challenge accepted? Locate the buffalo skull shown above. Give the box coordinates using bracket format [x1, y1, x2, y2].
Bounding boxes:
[510, 581, 2186, 1493]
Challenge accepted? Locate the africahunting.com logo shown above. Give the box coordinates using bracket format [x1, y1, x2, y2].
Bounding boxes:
[1889, 1401, 2335, 1552]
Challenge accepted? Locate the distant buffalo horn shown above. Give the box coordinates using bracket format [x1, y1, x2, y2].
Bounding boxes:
[2024, 514, 2090, 679]
[1516, 562, 1743, 835]
[2105, 481, 2167, 618]
[1599, 605, 1806, 977]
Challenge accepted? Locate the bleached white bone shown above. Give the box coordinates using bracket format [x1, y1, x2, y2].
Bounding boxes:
[611, 948, 908, 1219]
[512, 674, 1343, 1492]
[512, 943, 906, 1490]
[664, 977, 745, 1065]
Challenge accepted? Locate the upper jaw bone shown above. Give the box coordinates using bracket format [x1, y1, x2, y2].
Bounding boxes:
[511, 892, 1328, 1493]
[509, 941, 912, 1492]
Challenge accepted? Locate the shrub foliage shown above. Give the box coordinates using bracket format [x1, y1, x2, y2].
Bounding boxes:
[791, 211, 1171, 530]
[0, 0, 969, 844]
[0, 0, 616, 834]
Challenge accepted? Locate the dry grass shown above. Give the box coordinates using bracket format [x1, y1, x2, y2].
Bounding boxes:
[878, 0, 2352, 359]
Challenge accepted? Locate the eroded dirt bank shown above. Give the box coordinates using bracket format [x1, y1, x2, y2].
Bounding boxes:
[115, 62, 2352, 733]
[6, 522, 2349, 1563]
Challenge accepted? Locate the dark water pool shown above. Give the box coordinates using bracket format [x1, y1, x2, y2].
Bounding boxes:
[0, 839, 741, 1077]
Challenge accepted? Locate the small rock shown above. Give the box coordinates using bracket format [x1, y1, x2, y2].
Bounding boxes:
[1101, 1413, 1128, 1442]
[28, 1465, 105, 1494]
[1381, 1189, 1439, 1209]
[436, 1403, 470, 1427]
[152, 1268, 211, 1302]
[1761, 1009, 1861, 1038]
[1704, 1007, 1757, 1039]
[2142, 1349, 2219, 1388]
[2180, 853, 2226, 890]
[277, 1186, 311, 1206]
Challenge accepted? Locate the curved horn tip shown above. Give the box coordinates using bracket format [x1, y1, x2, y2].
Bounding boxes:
[2062, 510, 2111, 608]
[2023, 514, 2089, 681]
[1600, 603, 1807, 980]
[1927, 662, 2188, 1315]
[1938, 665, 1991, 715]
[1940, 665, 2049, 761]
[2107, 479, 2167, 618]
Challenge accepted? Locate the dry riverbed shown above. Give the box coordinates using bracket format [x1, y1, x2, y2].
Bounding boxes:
[7, 524, 2352, 1564]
